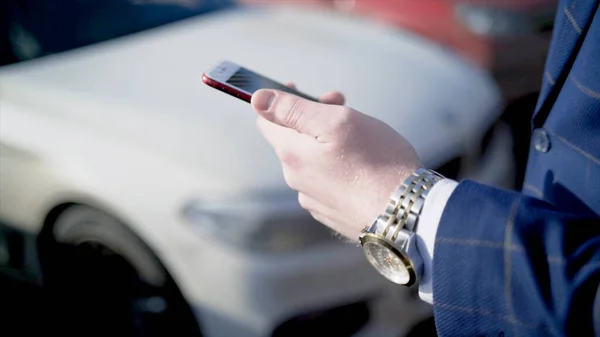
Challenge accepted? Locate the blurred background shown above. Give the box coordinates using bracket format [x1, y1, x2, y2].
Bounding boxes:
[0, 0, 556, 336]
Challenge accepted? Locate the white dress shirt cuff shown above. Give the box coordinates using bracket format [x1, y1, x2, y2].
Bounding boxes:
[415, 178, 459, 304]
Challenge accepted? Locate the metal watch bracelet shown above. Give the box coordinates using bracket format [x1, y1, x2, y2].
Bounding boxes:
[367, 168, 445, 241]
[385, 168, 444, 233]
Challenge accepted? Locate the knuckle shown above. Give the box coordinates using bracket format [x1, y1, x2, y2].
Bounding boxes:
[297, 193, 310, 210]
[322, 106, 357, 140]
[279, 96, 306, 129]
[282, 168, 299, 190]
[330, 106, 355, 130]
[278, 147, 300, 168]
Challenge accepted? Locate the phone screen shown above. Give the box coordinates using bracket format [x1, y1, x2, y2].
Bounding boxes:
[225, 67, 318, 102]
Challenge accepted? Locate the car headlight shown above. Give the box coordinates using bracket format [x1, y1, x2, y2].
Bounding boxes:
[455, 3, 534, 37]
[181, 194, 338, 253]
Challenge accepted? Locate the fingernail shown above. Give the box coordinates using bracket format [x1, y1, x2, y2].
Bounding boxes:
[253, 90, 275, 111]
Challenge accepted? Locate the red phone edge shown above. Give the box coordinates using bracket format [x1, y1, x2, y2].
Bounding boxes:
[202, 73, 252, 103]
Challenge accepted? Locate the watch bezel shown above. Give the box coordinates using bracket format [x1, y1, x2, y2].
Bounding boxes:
[359, 233, 417, 286]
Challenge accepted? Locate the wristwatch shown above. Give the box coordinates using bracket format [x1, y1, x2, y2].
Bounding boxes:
[359, 168, 444, 286]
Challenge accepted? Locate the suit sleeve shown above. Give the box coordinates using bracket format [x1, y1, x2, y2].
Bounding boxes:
[432, 180, 600, 337]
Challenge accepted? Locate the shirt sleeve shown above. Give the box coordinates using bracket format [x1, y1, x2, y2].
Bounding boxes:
[415, 178, 459, 304]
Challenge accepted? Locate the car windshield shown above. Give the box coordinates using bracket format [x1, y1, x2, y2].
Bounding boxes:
[0, 0, 235, 66]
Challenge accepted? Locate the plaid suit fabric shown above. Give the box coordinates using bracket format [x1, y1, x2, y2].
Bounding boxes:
[432, 1, 600, 336]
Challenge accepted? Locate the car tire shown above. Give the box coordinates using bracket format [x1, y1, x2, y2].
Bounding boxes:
[405, 316, 437, 337]
[39, 205, 201, 337]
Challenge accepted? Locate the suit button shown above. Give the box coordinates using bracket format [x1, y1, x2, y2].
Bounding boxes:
[533, 128, 551, 153]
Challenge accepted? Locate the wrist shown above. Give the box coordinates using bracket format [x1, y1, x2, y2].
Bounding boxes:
[370, 165, 422, 227]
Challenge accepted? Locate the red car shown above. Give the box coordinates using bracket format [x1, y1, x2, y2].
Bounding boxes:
[347, 0, 557, 102]
[241, 0, 557, 102]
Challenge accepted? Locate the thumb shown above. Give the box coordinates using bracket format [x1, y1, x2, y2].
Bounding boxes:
[252, 89, 332, 137]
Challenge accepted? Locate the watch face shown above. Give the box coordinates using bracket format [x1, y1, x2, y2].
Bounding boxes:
[363, 241, 411, 285]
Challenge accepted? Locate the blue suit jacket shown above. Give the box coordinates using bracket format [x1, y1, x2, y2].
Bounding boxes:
[433, 1, 600, 336]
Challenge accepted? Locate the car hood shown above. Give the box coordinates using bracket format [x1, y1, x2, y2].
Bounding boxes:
[0, 6, 501, 191]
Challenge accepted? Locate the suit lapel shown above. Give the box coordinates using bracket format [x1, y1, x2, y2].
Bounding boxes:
[533, 0, 599, 120]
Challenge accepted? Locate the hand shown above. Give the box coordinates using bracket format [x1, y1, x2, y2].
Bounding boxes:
[251, 85, 421, 240]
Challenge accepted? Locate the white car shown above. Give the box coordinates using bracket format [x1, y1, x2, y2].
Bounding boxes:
[0, 2, 507, 336]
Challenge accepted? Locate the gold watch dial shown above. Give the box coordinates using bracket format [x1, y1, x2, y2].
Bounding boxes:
[361, 235, 416, 286]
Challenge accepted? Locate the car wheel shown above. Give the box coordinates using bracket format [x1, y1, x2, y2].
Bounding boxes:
[39, 205, 201, 337]
[405, 316, 437, 337]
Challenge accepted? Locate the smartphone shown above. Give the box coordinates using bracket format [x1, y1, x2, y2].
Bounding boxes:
[202, 60, 318, 103]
